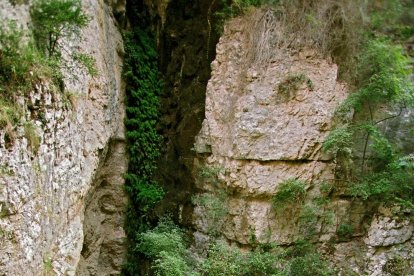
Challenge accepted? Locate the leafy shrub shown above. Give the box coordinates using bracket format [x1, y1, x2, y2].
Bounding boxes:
[322, 125, 354, 157]
[323, 36, 414, 208]
[298, 204, 319, 238]
[152, 251, 190, 276]
[383, 256, 412, 276]
[200, 242, 280, 276]
[122, 27, 164, 275]
[347, 155, 414, 206]
[192, 191, 228, 236]
[24, 122, 41, 154]
[335, 39, 413, 121]
[73, 52, 98, 77]
[30, 0, 89, 58]
[336, 223, 353, 240]
[0, 99, 21, 128]
[136, 217, 192, 276]
[288, 253, 334, 276]
[284, 239, 314, 259]
[244, 247, 281, 275]
[272, 178, 306, 212]
[0, 1, 93, 135]
[198, 165, 225, 180]
[30, 0, 96, 79]
[0, 21, 50, 97]
[200, 242, 245, 276]
[136, 217, 186, 258]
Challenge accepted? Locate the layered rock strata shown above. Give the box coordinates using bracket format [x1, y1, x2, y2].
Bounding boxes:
[194, 9, 414, 275]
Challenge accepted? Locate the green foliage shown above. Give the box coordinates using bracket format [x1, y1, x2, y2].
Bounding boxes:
[298, 204, 319, 238]
[323, 21, 414, 208]
[278, 73, 313, 99]
[322, 125, 354, 157]
[288, 253, 334, 276]
[0, 1, 92, 133]
[369, 0, 414, 42]
[136, 221, 337, 276]
[43, 258, 53, 275]
[30, 0, 89, 58]
[136, 217, 186, 258]
[73, 52, 98, 77]
[348, 155, 414, 205]
[0, 99, 21, 129]
[200, 242, 281, 276]
[336, 223, 353, 240]
[135, 217, 192, 276]
[152, 251, 191, 276]
[30, 0, 97, 78]
[282, 240, 334, 276]
[0, 21, 51, 97]
[382, 256, 413, 276]
[336, 39, 413, 120]
[192, 191, 228, 236]
[122, 27, 164, 275]
[214, 0, 279, 34]
[272, 178, 306, 212]
[134, 218, 190, 276]
[198, 165, 225, 180]
[0, 21, 52, 136]
[200, 242, 245, 276]
[216, 0, 279, 18]
[24, 122, 40, 154]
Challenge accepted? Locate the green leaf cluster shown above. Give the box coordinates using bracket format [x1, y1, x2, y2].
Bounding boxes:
[348, 155, 414, 205]
[137, 219, 335, 276]
[0, 0, 93, 135]
[136, 217, 191, 276]
[0, 22, 52, 97]
[30, 0, 89, 58]
[192, 192, 228, 236]
[123, 28, 164, 212]
[323, 2, 414, 209]
[272, 178, 306, 212]
[122, 27, 165, 275]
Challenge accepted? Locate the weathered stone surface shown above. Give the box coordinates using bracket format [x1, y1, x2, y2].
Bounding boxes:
[365, 216, 413, 247]
[196, 12, 347, 161]
[193, 9, 345, 245]
[193, 8, 414, 275]
[76, 140, 127, 276]
[0, 0, 126, 275]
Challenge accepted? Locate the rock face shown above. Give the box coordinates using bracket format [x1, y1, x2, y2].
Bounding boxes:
[194, 8, 414, 275]
[76, 139, 128, 275]
[194, 8, 347, 245]
[0, 0, 126, 275]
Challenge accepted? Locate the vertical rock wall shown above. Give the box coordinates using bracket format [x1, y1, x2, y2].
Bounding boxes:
[0, 0, 126, 275]
[193, 9, 414, 275]
[194, 8, 348, 246]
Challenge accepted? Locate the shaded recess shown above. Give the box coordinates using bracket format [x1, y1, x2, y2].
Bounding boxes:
[153, 0, 221, 226]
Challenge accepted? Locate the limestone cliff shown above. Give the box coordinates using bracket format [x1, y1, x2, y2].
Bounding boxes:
[0, 0, 127, 275]
[1, 1, 413, 275]
[194, 9, 414, 275]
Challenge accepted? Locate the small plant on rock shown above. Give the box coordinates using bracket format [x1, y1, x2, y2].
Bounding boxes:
[272, 178, 306, 212]
[277, 73, 313, 102]
[30, 0, 89, 58]
[336, 223, 354, 241]
[192, 191, 228, 236]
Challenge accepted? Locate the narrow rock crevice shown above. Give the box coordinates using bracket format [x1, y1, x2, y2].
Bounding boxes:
[154, 0, 221, 226]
